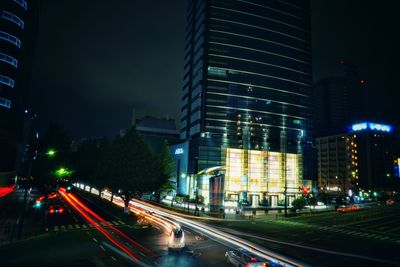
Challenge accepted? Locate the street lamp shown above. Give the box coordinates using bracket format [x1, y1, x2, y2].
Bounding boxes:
[46, 149, 56, 157]
[55, 167, 72, 179]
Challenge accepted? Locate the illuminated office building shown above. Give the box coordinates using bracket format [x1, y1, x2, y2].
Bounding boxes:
[0, 0, 38, 178]
[317, 122, 400, 194]
[179, 0, 313, 208]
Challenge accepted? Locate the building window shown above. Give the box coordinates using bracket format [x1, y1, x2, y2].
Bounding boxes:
[0, 75, 15, 88]
[0, 97, 11, 108]
[12, 0, 28, 11]
[2, 11, 25, 29]
[0, 53, 18, 68]
[0, 31, 21, 48]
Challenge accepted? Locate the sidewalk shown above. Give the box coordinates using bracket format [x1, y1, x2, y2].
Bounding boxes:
[0, 188, 44, 246]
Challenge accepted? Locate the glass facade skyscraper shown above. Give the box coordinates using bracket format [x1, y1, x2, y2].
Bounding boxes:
[0, 0, 38, 177]
[179, 0, 312, 207]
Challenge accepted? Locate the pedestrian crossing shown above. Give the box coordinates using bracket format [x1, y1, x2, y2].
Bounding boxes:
[50, 220, 125, 232]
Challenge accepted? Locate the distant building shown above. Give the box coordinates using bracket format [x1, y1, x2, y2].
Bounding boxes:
[317, 122, 400, 194]
[313, 62, 365, 137]
[132, 115, 179, 153]
[0, 0, 39, 180]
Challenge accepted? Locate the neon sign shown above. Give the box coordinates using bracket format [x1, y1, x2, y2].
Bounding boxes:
[352, 122, 393, 133]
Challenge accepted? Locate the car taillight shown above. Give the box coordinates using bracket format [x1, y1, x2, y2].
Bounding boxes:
[50, 209, 54, 214]
[58, 208, 64, 213]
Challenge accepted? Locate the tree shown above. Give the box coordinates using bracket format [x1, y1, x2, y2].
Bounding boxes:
[308, 196, 318, 209]
[107, 127, 154, 213]
[291, 197, 306, 211]
[153, 140, 176, 202]
[32, 122, 71, 188]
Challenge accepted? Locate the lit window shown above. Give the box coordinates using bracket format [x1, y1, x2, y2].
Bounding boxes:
[0, 75, 15, 87]
[0, 97, 11, 108]
[0, 53, 18, 68]
[2, 11, 24, 29]
[12, 0, 28, 11]
[0, 31, 21, 48]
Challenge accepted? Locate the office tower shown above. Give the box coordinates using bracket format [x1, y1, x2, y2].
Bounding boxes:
[0, 0, 39, 179]
[179, 0, 312, 208]
[314, 62, 365, 137]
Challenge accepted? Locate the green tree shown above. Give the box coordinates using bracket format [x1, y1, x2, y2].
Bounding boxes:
[107, 127, 154, 213]
[154, 140, 176, 202]
[32, 122, 71, 188]
[292, 197, 306, 211]
[308, 196, 318, 209]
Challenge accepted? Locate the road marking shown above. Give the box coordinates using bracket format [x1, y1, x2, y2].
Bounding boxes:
[139, 251, 146, 257]
[92, 238, 98, 243]
[54, 226, 59, 231]
[67, 224, 73, 229]
[99, 222, 106, 226]
[75, 224, 80, 229]
[118, 220, 124, 225]
[154, 226, 161, 230]
[61, 225, 66, 231]
[73, 216, 78, 222]
[99, 245, 106, 251]
[111, 256, 117, 261]
[87, 232, 91, 236]
[82, 224, 87, 229]
[112, 221, 119, 225]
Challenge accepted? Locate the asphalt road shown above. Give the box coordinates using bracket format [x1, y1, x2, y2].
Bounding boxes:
[0, 190, 233, 267]
[209, 204, 400, 267]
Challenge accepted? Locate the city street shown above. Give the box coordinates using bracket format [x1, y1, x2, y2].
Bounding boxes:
[0, 189, 234, 267]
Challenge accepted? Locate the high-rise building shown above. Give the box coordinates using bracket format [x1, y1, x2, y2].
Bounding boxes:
[317, 122, 400, 195]
[179, 0, 312, 208]
[0, 0, 39, 180]
[313, 62, 365, 137]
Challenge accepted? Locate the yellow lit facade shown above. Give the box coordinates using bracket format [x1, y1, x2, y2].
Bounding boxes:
[224, 148, 301, 205]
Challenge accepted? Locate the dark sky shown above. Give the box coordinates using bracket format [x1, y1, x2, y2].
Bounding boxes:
[30, 0, 400, 138]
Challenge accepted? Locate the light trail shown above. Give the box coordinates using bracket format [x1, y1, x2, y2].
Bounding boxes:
[67, 193, 155, 257]
[129, 199, 309, 267]
[59, 189, 150, 264]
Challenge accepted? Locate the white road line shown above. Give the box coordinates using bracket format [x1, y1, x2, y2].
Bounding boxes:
[111, 256, 117, 261]
[92, 238, 98, 243]
[82, 224, 87, 229]
[67, 224, 73, 229]
[75, 224, 80, 229]
[99, 245, 106, 251]
[54, 226, 59, 231]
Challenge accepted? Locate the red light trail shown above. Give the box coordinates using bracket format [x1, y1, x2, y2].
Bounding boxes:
[0, 185, 14, 198]
[58, 189, 154, 262]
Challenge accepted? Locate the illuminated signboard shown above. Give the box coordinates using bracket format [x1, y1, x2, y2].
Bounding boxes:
[174, 148, 184, 155]
[352, 122, 393, 133]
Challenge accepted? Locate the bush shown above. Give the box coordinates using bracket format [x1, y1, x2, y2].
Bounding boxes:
[292, 197, 306, 211]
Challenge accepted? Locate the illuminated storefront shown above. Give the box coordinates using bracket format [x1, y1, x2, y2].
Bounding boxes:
[197, 148, 302, 208]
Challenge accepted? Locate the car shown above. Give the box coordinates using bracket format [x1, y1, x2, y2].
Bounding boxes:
[47, 192, 58, 199]
[48, 205, 64, 215]
[386, 199, 395, 206]
[168, 227, 185, 250]
[336, 205, 362, 212]
[137, 216, 152, 227]
[225, 248, 268, 267]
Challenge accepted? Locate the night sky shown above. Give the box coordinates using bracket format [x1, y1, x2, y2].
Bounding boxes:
[30, 0, 400, 139]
